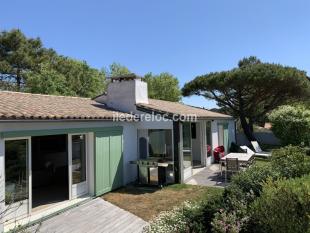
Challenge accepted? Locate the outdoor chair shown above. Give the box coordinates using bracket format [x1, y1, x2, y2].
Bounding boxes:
[225, 158, 239, 182]
[240, 145, 255, 156]
[213, 145, 225, 163]
[229, 142, 247, 153]
[250, 141, 271, 158]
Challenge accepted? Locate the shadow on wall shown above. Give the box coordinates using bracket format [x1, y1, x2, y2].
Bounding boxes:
[237, 131, 281, 146]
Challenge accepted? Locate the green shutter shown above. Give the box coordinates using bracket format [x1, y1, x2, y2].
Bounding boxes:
[109, 131, 123, 190]
[95, 129, 123, 196]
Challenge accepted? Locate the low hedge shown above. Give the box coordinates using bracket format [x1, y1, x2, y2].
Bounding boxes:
[271, 146, 310, 178]
[251, 175, 310, 233]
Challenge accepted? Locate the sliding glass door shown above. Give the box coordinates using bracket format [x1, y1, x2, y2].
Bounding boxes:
[218, 123, 229, 154]
[69, 134, 88, 199]
[4, 137, 31, 219]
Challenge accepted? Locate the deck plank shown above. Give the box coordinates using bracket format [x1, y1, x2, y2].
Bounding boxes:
[27, 198, 148, 233]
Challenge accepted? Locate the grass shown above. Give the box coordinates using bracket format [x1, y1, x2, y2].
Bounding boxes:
[254, 157, 271, 167]
[102, 184, 223, 221]
[260, 143, 282, 151]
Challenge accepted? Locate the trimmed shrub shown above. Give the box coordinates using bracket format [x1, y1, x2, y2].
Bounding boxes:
[215, 165, 277, 233]
[225, 163, 277, 199]
[211, 197, 250, 233]
[251, 175, 310, 233]
[145, 146, 310, 233]
[269, 104, 310, 146]
[144, 194, 224, 233]
[271, 146, 310, 178]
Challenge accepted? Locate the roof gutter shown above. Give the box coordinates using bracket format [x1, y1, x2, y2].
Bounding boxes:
[0, 118, 139, 123]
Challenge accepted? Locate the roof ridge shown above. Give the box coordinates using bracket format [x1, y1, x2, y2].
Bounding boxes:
[0, 90, 91, 100]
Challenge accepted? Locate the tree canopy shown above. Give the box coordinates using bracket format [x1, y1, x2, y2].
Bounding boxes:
[104, 63, 181, 102]
[182, 56, 310, 142]
[103, 62, 131, 77]
[269, 105, 310, 147]
[0, 29, 46, 90]
[0, 29, 106, 97]
[143, 72, 181, 101]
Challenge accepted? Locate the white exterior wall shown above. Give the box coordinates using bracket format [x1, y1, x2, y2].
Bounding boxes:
[136, 116, 173, 130]
[0, 121, 139, 186]
[103, 79, 148, 113]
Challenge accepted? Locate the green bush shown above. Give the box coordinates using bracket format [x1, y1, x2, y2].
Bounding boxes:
[269, 105, 310, 146]
[251, 175, 310, 233]
[211, 197, 250, 233]
[144, 194, 224, 233]
[211, 210, 242, 233]
[219, 146, 310, 233]
[215, 165, 277, 233]
[225, 163, 277, 199]
[271, 146, 310, 178]
[145, 146, 310, 233]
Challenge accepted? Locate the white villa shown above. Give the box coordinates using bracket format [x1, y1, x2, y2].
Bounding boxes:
[0, 74, 235, 231]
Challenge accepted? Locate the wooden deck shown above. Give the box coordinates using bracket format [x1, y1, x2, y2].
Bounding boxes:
[28, 198, 148, 233]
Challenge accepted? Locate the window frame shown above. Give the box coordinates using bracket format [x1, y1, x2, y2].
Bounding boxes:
[68, 133, 88, 199]
[4, 136, 32, 215]
[148, 129, 173, 159]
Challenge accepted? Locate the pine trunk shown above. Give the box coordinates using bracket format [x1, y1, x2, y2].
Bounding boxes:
[240, 115, 256, 142]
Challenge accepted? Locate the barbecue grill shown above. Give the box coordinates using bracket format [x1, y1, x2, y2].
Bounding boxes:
[130, 159, 174, 186]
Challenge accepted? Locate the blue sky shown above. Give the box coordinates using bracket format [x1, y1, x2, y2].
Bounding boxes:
[1, 0, 310, 108]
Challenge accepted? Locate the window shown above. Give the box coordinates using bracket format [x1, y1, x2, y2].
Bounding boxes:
[182, 122, 192, 168]
[148, 129, 172, 159]
[182, 122, 191, 149]
[218, 123, 229, 154]
[5, 139, 28, 205]
[72, 135, 86, 184]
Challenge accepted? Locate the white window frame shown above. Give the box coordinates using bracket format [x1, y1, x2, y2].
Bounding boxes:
[68, 133, 88, 199]
[4, 136, 32, 218]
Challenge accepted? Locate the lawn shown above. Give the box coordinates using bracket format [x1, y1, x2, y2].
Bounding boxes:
[254, 157, 271, 167]
[102, 184, 223, 221]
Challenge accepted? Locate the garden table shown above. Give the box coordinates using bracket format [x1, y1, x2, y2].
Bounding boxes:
[219, 153, 254, 176]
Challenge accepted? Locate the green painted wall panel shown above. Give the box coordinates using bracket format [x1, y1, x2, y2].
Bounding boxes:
[95, 129, 123, 196]
[109, 131, 123, 190]
[95, 132, 111, 196]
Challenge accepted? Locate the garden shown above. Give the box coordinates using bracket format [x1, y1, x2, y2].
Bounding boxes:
[104, 99, 310, 233]
[145, 105, 310, 233]
[144, 146, 310, 233]
[142, 92, 310, 233]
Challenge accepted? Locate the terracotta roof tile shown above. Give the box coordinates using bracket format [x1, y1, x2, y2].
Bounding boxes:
[137, 99, 233, 119]
[0, 91, 133, 121]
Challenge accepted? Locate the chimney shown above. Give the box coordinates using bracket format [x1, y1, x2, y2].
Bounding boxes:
[95, 73, 148, 113]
